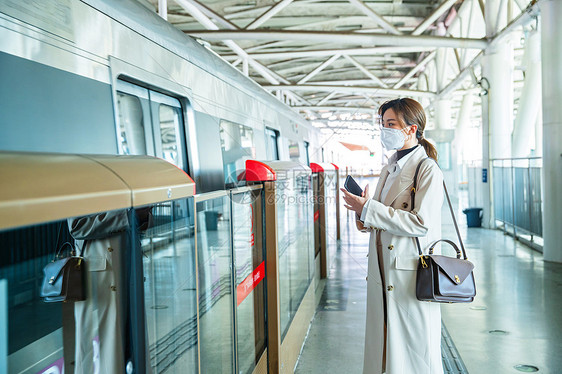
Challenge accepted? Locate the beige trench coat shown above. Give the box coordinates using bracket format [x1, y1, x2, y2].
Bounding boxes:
[361, 146, 444, 374]
[68, 210, 130, 374]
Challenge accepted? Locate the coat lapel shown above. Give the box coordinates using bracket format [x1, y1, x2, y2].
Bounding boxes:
[382, 146, 428, 206]
[374, 165, 391, 202]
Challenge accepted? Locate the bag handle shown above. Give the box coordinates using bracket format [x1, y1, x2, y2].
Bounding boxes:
[410, 158, 468, 260]
[52, 223, 82, 261]
[428, 239, 461, 258]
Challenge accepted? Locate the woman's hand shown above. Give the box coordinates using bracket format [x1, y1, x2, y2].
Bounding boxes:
[340, 184, 370, 216]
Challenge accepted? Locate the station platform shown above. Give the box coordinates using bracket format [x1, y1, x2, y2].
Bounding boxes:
[295, 179, 562, 374]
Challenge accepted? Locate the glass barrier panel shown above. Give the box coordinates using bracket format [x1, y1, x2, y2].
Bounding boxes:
[197, 195, 234, 373]
[513, 168, 530, 232]
[231, 189, 266, 374]
[492, 166, 504, 222]
[325, 171, 338, 269]
[277, 175, 314, 340]
[530, 167, 543, 236]
[140, 200, 198, 373]
[1, 209, 134, 373]
[313, 174, 321, 257]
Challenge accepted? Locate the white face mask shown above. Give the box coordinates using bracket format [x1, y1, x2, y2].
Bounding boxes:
[380, 127, 406, 150]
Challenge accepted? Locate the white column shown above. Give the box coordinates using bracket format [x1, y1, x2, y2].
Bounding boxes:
[540, 0, 562, 263]
[453, 93, 474, 192]
[484, 43, 513, 159]
[512, 30, 541, 158]
[479, 0, 513, 227]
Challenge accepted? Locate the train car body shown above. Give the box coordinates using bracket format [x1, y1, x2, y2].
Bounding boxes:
[0, 0, 323, 193]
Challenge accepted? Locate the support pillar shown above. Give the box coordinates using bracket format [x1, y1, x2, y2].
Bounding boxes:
[540, 0, 562, 263]
[453, 93, 474, 195]
[480, 0, 513, 227]
[512, 30, 541, 158]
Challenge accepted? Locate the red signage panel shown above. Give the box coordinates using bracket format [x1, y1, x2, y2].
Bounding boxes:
[237, 261, 265, 306]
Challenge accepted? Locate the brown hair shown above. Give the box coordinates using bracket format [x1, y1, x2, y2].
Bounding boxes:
[378, 98, 438, 161]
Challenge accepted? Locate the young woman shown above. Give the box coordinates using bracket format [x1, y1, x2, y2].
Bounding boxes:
[341, 98, 444, 374]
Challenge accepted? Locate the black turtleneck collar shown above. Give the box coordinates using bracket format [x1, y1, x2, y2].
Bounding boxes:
[396, 145, 418, 160]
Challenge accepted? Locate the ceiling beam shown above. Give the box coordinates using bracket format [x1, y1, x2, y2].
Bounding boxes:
[294, 105, 376, 113]
[245, 0, 294, 30]
[175, 0, 239, 29]
[158, 0, 168, 20]
[263, 84, 437, 98]
[412, 0, 460, 35]
[438, 0, 540, 98]
[220, 46, 435, 61]
[187, 30, 489, 49]
[347, 0, 402, 35]
[174, 0, 305, 106]
[298, 54, 341, 84]
[316, 92, 338, 106]
[343, 55, 388, 88]
[394, 51, 436, 89]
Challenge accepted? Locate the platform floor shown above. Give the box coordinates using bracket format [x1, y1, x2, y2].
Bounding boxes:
[295, 186, 562, 374]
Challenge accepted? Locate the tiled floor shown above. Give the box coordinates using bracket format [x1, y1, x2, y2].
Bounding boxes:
[295, 184, 562, 374]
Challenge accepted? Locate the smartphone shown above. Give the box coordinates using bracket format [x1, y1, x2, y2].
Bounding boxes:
[344, 175, 363, 196]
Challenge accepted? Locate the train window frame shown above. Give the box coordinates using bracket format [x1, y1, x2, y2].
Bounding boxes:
[115, 82, 154, 156]
[219, 119, 256, 185]
[148, 90, 187, 169]
[265, 127, 280, 161]
[108, 57, 198, 178]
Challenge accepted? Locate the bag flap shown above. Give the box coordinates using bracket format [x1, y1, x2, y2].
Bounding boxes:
[428, 255, 474, 284]
[43, 258, 73, 284]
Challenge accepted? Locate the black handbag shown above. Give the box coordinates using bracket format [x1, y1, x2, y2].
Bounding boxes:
[411, 159, 476, 303]
[40, 240, 86, 303]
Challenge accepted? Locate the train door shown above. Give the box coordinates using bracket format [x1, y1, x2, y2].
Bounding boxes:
[114, 79, 197, 372]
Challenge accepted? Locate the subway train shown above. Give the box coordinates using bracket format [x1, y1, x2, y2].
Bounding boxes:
[0, 0, 343, 373]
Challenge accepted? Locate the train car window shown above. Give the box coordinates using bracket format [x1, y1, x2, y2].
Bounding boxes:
[304, 141, 310, 166]
[116, 92, 148, 155]
[288, 140, 300, 162]
[219, 120, 255, 185]
[149, 91, 186, 170]
[265, 128, 279, 160]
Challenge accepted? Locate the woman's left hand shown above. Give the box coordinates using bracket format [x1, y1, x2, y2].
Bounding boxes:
[340, 184, 370, 216]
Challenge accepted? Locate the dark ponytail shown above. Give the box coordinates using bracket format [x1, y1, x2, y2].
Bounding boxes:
[379, 97, 438, 161]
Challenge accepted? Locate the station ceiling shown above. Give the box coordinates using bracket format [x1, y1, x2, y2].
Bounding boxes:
[140, 0, 535, 139]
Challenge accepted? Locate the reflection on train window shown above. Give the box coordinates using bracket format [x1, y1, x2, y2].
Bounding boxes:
[231, 189, 266, 374]
[140, 199, 198, 374]
[288, 140, 300, 162]
[0, 209, 134, 373]
[196, 195, 234, 373]
[304, 141, 310, 166]
[265, 127, 279, 160]
[158, 104, 182, 167]
[117, 92, 147, 155]
[219, 120, 255, 185]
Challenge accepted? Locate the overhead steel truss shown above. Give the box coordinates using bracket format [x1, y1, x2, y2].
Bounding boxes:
[147, 0, 539, 134]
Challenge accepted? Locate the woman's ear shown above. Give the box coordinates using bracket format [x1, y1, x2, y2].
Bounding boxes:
[405, 124, 417, 139]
